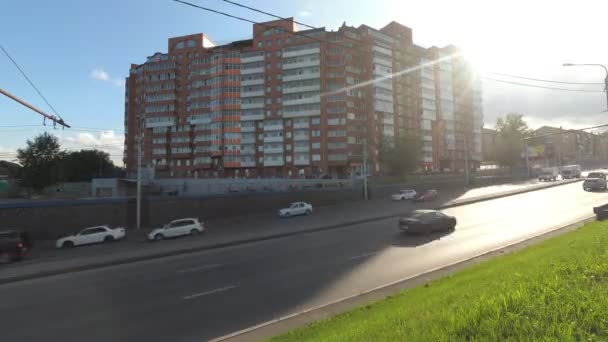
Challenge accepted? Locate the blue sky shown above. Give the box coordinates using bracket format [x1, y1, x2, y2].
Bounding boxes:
[2, 0, 607, 163]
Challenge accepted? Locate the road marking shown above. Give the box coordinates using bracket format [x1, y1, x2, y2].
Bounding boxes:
[176, 263, 223, 274]
[183, 285, 238, 300]
[348, 252, 377, 261]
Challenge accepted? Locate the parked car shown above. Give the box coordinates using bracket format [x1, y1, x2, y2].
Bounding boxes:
[398, 210, 457, 235]
[414, 189, 439, 202]
[56, 225, 126, 249]
[278, 202, 313, 217]
[538, 167, 559, 181]
[148, 218, 205, 241]
[583, 178, 607, 191]
[391, 189, 417, 201]
[587, 172, 606, 180]
[594, 203, 608, 220]
[0, 230, 28, 262]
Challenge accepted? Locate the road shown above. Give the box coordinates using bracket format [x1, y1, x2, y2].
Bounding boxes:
[1, 181, 606, 342]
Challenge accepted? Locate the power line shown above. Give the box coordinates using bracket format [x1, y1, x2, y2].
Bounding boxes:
[217, 0, 316, 29]
[486, 72, 604, 85]
[0, 43, 64, 121]
[481, 77, 604, 93]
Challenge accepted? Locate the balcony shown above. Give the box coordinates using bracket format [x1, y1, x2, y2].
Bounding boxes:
[241, 67, 264, 75]
[282, 47, 320, 58]
[264, 146, 284, 153]
[240, 148, 256, 155]
[241, 102, 264, 109]
[282, 59, 320, 70]
[263, 159, 284, 166]
[241, 78, 265, 86]
[294, 158, 310, 165]
[264, 124, 283, 131]
[240, 126, 255, 133]
[264, 136, 284, 143]
[374, 93, 393, 102]
[283, 96, 321, 106]
[293, 135, 310, 141]
[241, 113, 264, 121]
[283, 72, 320, 82]
[241, 55, 264, 63]
[188, 117, 211, 125]
[282, 84, 320, 94]
[240, 161, 256, 167]
[293, 122, 309, 129]
[283, 109, 321, 118]
[241, 90, 264, 97]
[294, 146, 310, 152]
[145, 118, 175, 128]
[241, 137, 255, 144]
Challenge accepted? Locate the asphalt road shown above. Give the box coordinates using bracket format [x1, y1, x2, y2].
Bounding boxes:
[1, 181, 607, 342]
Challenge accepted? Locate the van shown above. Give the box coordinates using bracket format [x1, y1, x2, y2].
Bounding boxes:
[538, 167, 559, 181]
[561, 165, 581, 179]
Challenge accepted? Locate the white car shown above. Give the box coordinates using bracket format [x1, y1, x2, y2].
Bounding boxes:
[391, 189, 417, 201]
[56, 225, 125, 249]
[278, 202, 313, 218]
[148, 218, 205, 241]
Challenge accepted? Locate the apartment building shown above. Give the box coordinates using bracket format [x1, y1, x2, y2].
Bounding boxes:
[124, 18, 483, 178]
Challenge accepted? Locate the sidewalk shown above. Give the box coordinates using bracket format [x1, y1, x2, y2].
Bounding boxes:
[0, 178, 580, 284]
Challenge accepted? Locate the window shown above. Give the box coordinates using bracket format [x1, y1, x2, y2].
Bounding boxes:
[276, 74, 282, 80]
[266, 52, 272, 57]
[276, 85, 282, 92]
[312, 154, 321, 161]
[275, 51, 282, 57]
[266, 86, 271, 93]
[286, 132, 292, 138]
[266, 40, 271, 47]
[312, 130, 321, 137]
[266, 62, 272, 69]
[312, 142, 321, 149]
[286, 144, 292, 150]
[266, 98, 272, 104]
[276, 38, 282, 45]
[312, 117, 321, 125]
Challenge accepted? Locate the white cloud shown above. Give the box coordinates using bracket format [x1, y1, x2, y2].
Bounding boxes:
[60, 131, 124, 165]
[298, 10, 311, 17]
[90, 67, 124, 88]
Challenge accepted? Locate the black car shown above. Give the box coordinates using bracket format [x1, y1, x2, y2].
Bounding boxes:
[0, 230, 28, 262]
[398, 210, 456, 235]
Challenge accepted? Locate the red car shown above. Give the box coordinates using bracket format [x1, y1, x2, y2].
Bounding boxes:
[0, 230, 28, 262]
[414, 189, 439, 202]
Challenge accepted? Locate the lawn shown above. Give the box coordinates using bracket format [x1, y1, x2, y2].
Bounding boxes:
[271, 220, 608, 341]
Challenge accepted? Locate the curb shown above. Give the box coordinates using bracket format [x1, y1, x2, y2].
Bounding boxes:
[0, 179, 581, 285]
[210, 214, 595, 342]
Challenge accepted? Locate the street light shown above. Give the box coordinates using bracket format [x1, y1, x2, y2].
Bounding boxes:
[562, 63, 608, 111]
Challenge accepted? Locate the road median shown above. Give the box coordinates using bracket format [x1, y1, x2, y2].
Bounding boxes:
[0, 178, 581, 285]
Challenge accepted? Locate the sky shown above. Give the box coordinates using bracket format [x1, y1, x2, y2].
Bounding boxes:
[1, 0, 607, 164]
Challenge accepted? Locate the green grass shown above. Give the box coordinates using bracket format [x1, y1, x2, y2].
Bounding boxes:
[271, 221, 608, 341]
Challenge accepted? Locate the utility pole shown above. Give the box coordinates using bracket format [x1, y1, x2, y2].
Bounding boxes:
[524, 139, 530, 178]
[464, 136, 469, 186]
[363, 139, 368, 201]
[0, 87, 70, 128]
[136, 133, 142, 230]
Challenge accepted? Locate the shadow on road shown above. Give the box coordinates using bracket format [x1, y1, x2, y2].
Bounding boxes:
[391, 230, 453, 247]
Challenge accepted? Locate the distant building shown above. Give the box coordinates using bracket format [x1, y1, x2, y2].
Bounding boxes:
[481, 128, 497, 162]
[124, 18, 483, 178]
[529, 126, 605, 166]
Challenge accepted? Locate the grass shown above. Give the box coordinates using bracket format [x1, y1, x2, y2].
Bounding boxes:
[270, 220, 608, 341]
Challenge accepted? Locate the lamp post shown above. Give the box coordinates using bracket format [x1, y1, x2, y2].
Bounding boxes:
[562, 63, 608, 111]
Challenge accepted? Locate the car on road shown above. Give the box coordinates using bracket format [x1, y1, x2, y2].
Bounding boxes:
[0, 230, 28, 262]
[583, 178, 607, 191]
[561, 164, 582, 179]
[414, 189, 439, 202]
[391, 189, 417, 201]
[56, 225, 126, 249]
[587, 172, 606, 180]
[398, 210, 457, 235]
[278, 202, 313, 218]
[148, 218, 205, 241]
[538, 167, 559, 181]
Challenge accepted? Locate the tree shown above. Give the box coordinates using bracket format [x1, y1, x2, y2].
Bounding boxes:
[494, 113, 530, 168]
[60, 149, 124, 182]
[378, 135, 420, 179]
[17, 132, 64, 192]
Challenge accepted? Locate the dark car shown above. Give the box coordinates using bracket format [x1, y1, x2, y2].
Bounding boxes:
[583, 178, 607, 191]
[587, 172, 606, 180]
[0, 230, 28, 262]
[398, 210, 457, 235]
[414, 189, 439, 202]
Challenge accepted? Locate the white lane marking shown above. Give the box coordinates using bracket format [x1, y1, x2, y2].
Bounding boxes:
[183, 285, 238, 300]
[348, 252, 377, 261]
[176, 263, 223, 274]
